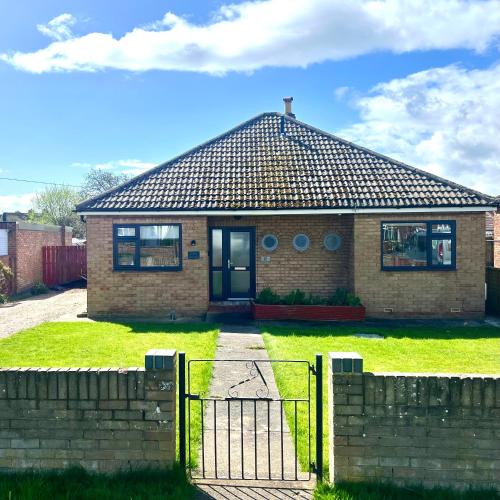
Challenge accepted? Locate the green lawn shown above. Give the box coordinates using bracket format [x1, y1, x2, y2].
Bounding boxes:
[262, 324, 500, 475]
[314, 481, 499, 500]
[0, 467, 195, 500]
[0, 321, 219, 465]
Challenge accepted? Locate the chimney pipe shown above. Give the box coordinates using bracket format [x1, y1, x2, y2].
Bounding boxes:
[283, 97, 295, 118]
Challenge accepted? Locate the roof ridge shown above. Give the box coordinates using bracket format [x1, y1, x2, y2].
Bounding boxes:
[76, 112, 279, 211]
[281, 114, 494, 203]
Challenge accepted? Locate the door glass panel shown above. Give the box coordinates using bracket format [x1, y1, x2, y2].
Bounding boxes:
[230, 232, 250, 267]
[212, 271, 223, 297]
[230, 271, 250, 295]
[212, 229, 222, 267]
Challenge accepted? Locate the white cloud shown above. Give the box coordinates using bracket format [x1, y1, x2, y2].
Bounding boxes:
[338, 63, 500, 195]
[37, 13, 76, 41]
[0, 193, 36, 213]
[2, 0, 500, 73]
[72, 159, 156, 175]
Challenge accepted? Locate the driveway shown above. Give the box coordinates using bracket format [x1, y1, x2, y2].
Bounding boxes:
[0, 288, 88, 339]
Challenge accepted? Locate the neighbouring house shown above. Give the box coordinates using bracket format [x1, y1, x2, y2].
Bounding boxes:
[0, 221, 72, 294]
[76, 98, 497, 319]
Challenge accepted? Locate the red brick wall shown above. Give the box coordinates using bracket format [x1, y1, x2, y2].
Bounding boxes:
[208, 215, 354, 297]
[494, 211, 500, 268]
[353, 212, 485, 318]
[15, 227, 64, 292]
[86, 216, 209, 318]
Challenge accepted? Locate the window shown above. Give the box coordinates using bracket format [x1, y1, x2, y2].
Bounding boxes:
[324, 232, 342, 251]
[113, 224, 182, 271]
[0, 229, 7, 256]
[261, 234, 278, 252]
[293, 234, 310, 252]
[381, 221, 455, 270]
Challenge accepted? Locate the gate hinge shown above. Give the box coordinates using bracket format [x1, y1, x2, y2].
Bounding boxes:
[311, 462, 317, 473]
[309, 365, 317, 376]
[188, 393, 200, 400]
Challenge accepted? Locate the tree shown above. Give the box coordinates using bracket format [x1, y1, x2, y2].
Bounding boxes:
[80, 169, 129, 199]
[29, 185, 85, 238]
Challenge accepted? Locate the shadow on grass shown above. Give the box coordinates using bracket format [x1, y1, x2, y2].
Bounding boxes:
[315, 481, 500, 500]
[0, 466, 196, 500]
[98, 321, 219, 335]
[261, 323, 500, 340]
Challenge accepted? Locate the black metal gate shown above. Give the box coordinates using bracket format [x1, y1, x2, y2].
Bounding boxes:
[179, 353, 323, 482]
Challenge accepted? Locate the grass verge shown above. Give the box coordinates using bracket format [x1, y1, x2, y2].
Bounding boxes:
[0, 321, 219, 465]
[314, 481, 500, 499]
[262, 324, 500, 473]
[0, 466, 195, 500]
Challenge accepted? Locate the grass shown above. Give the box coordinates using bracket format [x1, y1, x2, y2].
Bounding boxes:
[0, 321, 219, 465]
[262, 324, 500, 474]
[0, 466, 195, 500]
[314, 481, 499, 499]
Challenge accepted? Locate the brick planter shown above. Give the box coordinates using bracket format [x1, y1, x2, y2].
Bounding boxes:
[251, 302, 365, 321]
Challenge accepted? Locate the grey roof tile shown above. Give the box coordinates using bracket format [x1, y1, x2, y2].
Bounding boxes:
[77, 112, 493, 212]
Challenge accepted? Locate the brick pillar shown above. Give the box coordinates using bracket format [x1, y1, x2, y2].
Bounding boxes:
[328, 352, 364, 483]
[144, 349, 177, 468]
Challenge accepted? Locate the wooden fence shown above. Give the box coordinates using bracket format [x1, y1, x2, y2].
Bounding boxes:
[486, 267, 500, 315]
[42, 246, 86, 287]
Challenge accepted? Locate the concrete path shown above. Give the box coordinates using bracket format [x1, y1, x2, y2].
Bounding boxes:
[0, 288, 88, 338]
[194, 325, 314, 499]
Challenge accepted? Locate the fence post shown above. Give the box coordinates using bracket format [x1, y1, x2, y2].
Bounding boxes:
[179, 352, 186, 468]
[316, 353, 323, 482]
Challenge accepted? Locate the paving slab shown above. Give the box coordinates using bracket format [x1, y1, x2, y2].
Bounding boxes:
[193, 324, 314, 499]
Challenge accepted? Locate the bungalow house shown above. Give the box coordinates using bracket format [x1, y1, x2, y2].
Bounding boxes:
[76, 99, 496, 319]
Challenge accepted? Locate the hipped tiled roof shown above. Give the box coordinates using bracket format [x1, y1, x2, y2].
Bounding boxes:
[77, 112, 493, 212]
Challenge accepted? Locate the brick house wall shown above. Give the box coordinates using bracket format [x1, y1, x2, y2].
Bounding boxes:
[208, 214, 354, 297]
[353, 212, 485, 318]
[494, 211, 500, 268]
[86, 216, 209, 318]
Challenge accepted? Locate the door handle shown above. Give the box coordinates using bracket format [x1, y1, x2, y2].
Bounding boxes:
[227, 259, 231, 269]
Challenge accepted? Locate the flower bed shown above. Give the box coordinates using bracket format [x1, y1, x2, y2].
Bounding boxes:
[251, 302, 365, 321]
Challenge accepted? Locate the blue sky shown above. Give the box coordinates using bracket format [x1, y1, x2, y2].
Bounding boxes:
[1, 0, 500, 211]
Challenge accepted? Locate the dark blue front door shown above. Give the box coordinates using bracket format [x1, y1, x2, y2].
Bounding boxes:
[209, 227, 256, 300]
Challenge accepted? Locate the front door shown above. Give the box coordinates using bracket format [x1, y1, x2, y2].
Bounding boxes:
[209, 227, 256, 300]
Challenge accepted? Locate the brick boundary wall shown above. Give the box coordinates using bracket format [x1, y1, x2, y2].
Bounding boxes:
[0, 350, 176, 472]
[328, 352, 500, 490]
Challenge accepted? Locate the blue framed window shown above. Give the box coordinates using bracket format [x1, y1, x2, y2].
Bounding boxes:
[113, 224, 182, 271]
[381, 221, 456, 271]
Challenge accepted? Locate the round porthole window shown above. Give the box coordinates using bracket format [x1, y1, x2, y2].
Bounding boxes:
[293, 234, 310, 252]
[324, 232, 342, 251]
[262, 234, 278, 252]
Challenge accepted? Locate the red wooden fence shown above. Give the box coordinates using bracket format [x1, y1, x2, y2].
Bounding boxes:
[42, 246, 87, 286]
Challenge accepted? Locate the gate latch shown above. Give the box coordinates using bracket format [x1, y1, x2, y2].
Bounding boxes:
[309, 365, 317, 376]
[188, 393, 200, 400]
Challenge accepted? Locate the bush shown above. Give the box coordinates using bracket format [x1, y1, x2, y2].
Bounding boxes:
[254, 287, 362, 306]
[255, 287, 281, 305]
[0, 293, 7, 304]
[31, 281, 49, 296]
[0, 261, 13, 298]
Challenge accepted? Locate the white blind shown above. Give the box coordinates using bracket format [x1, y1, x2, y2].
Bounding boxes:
[0, 229, 8, 256]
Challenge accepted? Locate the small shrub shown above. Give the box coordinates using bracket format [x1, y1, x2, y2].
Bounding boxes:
[255, 287, 281, 305]
[0, 293, 7, 304]
[282, 288, 307, 305]
[31, 281, 49, 296]
[0, 261, 13, 298]
[326, 288, 362, 306]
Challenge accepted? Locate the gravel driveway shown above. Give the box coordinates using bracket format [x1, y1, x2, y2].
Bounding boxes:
[0, 288, 88, 339]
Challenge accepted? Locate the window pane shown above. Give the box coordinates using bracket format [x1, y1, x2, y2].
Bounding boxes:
[117, 227, 135, 237]
[432, 223, 452, 234]
[231, 271, 250, 295]
[382, 223, 427, 267]
[212, 229, 222, 267]
[139, 225, 180, 267]
[117, 241, 135, 266]
[230, 232, 250, 267]
[212, 271, 223, 297]
[432, 239, 453, 266]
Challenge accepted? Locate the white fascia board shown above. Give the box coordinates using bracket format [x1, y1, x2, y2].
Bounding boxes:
[78, 206, 496, 216]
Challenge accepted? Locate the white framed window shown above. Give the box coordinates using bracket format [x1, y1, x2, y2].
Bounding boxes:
[261, 234, 278, 252]
[0, 229, 8, 256]
[293, 233, 310, 252]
